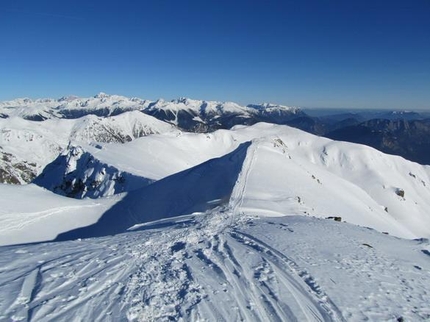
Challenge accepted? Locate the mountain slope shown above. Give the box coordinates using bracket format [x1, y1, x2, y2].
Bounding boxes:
[144, 98, 304, 132]
[326, 119, 430, 165]
[103, 123, 430, 238]
[0, 93, 150, 120]
[69, 111, 177, 143]
[4, 123, 430, 244]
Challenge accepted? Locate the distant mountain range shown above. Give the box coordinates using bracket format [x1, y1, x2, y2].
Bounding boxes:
[1, 93, 429, 187]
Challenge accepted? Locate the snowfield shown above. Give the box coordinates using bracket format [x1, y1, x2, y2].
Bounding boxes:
[1, 116, 430, 321]
[0, 184, 120, 246]
[1, 211, 430, 321]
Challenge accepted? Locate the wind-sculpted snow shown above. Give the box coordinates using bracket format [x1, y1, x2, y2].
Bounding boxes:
[55, 142, 251, 241]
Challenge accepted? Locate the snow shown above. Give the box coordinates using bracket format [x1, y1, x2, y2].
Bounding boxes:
[247, 102, 300, 113]
[0, 93, 151, 120]
[69, 123, 430, 239]
[33, 145, 153, 199]
[1, 210, 430, 321]
[2, 122, 430, 246]
[0, 184, 119, 246]
[149, 97, 251, 116]
[54, 142, 250, 241]
[0, 111, 177, 179]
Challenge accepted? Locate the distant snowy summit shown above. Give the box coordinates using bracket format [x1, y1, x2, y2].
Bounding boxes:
[0, 93, 150, 121]
[0, 93, 303, 131]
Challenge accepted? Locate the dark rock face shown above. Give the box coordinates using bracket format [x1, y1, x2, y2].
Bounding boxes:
[58, 106, 136, 119]
[0, 151, 37, 184]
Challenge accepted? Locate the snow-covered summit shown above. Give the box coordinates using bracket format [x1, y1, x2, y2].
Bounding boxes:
[0, 93, 151, 120]
[248, 102, 301, 113]
[144, 97, 251, 118]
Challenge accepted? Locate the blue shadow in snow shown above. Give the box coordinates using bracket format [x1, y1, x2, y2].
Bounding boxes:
[55, 141, 251, 241]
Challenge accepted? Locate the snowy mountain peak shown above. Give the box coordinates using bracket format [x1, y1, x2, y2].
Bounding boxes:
[172, 97, 193, 104]
[94, 92, 110, 99]
[247, 102, 300, 113]
[58, 95, 80, 102]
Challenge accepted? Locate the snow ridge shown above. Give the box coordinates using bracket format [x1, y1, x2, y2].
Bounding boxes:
[54, 142, 251, 241]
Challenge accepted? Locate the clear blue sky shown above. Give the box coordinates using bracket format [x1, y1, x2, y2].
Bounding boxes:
[1, 0, 429, 109]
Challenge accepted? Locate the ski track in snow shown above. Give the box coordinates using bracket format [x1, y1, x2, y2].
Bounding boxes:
[0, 205, 100, 231]
[118, 207, 344, 322]
[2, 211, 430, 321]
[0, 197, 345, 320]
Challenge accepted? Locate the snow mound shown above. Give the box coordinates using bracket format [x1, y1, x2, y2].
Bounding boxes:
[70, 111, 177, 143]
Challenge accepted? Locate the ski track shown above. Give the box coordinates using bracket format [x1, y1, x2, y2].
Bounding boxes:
[0, 207, 348, 321]
[121, 206, 345, 322]
[0, 204, 100, 231]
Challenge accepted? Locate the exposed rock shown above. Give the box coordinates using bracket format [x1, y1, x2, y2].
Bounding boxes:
[33, 146, 154, 199]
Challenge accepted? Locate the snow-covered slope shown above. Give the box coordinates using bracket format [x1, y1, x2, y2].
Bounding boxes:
[0, 184, 119, 245]
[4, 123, 428, 242]
[53, 123, 430, 239]
[1, 209, 430, 321]
[0, 117, 69, 178]
[145, 98, 303, 131]
[69, 111, 177, 143]
[0, 93, 305, 185]
[0, 93, 301, 126]
[55, 142, 250, 240]
[0, 149, 38, 184]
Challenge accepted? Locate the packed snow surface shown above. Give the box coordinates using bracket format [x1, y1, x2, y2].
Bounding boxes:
[1, 210, 430, 321]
